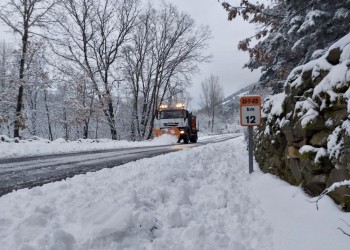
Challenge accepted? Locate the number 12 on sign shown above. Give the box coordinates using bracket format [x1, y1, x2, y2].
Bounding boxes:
[245, 115, 256, 124]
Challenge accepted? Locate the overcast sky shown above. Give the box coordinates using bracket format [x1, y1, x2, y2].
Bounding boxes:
[171, 0, 261, 108]
[0, 0, 262, 109]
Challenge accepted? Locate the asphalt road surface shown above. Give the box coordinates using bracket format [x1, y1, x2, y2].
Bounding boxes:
[0, 134, 240, 196]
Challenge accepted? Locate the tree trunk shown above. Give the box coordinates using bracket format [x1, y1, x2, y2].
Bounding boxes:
[63, 106, 68, 140]
[130, 111, 136, 141]
[44, 89, 53, 141]
[14, 30, 29, 138]
[83, 122, 89, 139]
[29, 91, 38, 136]
[107, 100, 117, 140]
[95, 119, 99, 139]
[211, 108, 215, 132]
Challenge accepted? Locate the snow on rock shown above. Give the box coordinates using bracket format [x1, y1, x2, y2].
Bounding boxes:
[267, 32, 350, 138]
[311, 49, 327, 60]
[329, 33, 350, 61]
[313, 63, 349, 100]
[294, 97, 319, 128]
[262, 92, 286, 121]
[287, 58, 333, 89]
[299, 145, 328, 163]
[255, 32, 350, 208]
[312, 34, 350, 103]
[328, 128, 343, 160]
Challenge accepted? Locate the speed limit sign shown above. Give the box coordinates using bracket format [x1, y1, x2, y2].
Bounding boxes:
[240, 96, 262, 126]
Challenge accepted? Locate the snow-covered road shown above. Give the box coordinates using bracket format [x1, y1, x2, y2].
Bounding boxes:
[0, 134, 239, 196]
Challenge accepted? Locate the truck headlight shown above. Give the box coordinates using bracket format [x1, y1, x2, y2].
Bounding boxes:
[180, 130, 185, 134]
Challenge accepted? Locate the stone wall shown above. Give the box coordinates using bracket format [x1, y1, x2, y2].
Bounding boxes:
[254, 34, 350, 211]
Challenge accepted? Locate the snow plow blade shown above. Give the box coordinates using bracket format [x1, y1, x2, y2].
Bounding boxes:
[152, 127, 180, 138]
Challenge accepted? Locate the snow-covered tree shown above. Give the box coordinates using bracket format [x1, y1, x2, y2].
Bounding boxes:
[221, 0, 350, 92]
[0, 0, 57, 138]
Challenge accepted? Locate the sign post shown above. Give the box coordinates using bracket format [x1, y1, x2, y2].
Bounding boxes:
[240, 96, 262, 174]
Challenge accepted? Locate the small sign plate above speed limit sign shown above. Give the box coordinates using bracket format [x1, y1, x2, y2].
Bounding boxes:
[240, 96, 262, 126]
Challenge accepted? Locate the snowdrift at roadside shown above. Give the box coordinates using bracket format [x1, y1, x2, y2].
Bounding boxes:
[0, 136, 349, 250]
[0, 134, 178, 159]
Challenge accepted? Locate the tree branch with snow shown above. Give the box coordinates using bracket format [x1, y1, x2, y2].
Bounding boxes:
[315, 180, 350, 210]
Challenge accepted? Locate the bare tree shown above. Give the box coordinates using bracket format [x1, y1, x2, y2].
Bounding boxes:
[122, 3, 211, 140]
[200, 75, 224, 132]
[122, 5, 155, 140]
[0, 0, 211, 141]
[146, 3, 211, 139]
[0, 0, 57, 138]
[42, 87, 53, 140]
[50, 0, 139, 140]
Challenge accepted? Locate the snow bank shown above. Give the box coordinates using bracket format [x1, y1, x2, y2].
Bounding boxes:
[0, 136, 349, 250]
[0, 136, 272, 250]
[0, 134, 178, 159]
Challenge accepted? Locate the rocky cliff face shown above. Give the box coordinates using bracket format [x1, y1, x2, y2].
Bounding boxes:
[254, 33, 350, 211]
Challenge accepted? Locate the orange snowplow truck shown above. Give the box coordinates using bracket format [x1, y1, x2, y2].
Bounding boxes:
[152, 104, 198, 143]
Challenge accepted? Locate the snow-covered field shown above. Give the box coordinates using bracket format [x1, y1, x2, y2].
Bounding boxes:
[0, 135, 349, 250]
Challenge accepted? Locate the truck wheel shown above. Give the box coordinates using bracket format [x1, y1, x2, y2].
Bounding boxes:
[190, 134, 198, 143]
[183, 134, 189, 144]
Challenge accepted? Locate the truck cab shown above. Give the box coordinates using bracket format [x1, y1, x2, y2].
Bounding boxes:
[154, 104, 198, 143]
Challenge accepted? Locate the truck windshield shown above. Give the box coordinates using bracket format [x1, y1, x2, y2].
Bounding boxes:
[159, 110, 185, 119]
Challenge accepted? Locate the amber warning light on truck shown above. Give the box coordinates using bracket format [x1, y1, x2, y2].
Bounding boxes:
[240, 95, 262, 126]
